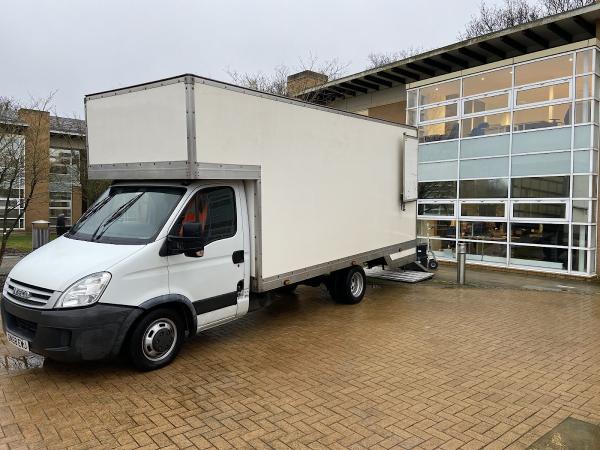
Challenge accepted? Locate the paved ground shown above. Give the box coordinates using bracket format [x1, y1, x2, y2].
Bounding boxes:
[0, 268, 599, 449]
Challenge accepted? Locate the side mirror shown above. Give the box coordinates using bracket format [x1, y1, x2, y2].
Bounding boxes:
[165, 223, 205, 257]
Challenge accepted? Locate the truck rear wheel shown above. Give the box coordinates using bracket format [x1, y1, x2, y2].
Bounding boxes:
[330, 266, 367, 305]
[127, 308, 184, 371]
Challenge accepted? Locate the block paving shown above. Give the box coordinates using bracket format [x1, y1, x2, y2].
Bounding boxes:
[0, 279, 598, 449]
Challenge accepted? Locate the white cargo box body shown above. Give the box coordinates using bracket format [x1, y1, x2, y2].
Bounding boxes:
[86, 75, 418, 291]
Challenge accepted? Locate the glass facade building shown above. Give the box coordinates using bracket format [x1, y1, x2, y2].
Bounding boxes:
[49, 148, 80, 228]
[407, 48, 599, 275]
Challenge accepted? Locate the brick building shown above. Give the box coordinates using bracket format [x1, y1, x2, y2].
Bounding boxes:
[0, 108, 86, 231]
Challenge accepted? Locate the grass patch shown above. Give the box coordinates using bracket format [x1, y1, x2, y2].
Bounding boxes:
[5, 232, 32, 252]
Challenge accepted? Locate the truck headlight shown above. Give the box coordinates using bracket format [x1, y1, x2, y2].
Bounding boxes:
[56, 272, 111, 308]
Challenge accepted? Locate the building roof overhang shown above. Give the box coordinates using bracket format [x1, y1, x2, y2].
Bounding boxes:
[298, 3, 600, 103]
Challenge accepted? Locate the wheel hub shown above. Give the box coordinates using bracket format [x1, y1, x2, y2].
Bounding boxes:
[350, 272, 364, 297]
[142, 318, 177, 362]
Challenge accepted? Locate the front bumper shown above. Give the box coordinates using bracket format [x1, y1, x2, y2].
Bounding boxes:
[1, 298, 143, 362]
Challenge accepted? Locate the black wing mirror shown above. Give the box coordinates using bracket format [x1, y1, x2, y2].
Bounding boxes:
[164, 223, 205, 257]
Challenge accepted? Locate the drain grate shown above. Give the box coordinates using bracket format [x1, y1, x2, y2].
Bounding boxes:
[526, 417, 600, 449]
[365, 268, 434, 283]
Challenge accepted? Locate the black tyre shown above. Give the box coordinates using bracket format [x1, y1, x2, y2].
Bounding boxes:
[331, 266, 367, 305]
[127, 308, 185, 371]
[277, 283, 298, 293]
[428, 259, 439, 270]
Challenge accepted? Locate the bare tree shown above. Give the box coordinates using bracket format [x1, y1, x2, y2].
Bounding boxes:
[461, 0, 595, 39]
[227, 53, 350, 98]
[366, 47, 425, 69]
[0, 96, 53, 265]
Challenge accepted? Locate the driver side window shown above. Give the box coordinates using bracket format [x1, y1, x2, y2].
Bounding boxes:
[174, 187, 237, 245]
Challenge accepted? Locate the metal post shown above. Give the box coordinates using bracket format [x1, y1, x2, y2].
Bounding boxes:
[457, 242, 466, 285]
[32, 220, 50, 250]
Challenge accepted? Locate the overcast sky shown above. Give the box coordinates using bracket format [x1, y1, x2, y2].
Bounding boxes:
[1, 0, 489, 117]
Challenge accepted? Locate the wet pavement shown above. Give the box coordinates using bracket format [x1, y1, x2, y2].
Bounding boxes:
[0, 268, 599, 448]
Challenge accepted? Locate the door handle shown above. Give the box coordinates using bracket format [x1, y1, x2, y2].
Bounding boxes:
[232, 250, 244, 264]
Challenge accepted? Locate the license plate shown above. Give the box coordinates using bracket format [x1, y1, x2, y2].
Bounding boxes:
[6, 332, 29, 352]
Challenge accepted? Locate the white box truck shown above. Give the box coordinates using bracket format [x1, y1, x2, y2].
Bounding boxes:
[2, 75, 418, 370]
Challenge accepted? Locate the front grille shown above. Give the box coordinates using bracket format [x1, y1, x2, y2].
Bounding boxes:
[4, 278, 55, 308]
[5, 312, 37, 340]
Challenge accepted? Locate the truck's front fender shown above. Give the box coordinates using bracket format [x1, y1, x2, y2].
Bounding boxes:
[138, 294, 197, 337]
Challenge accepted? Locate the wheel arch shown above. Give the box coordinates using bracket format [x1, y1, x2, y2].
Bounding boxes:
[137, 294, 197, 338]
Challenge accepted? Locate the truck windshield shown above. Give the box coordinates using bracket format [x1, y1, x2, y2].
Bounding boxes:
[67, 186, 185, 245]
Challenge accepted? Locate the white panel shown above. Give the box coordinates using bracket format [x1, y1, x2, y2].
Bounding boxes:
[86, 83, 188, 165]
[193, 83, 416, 279]
[404, 135, 418, 201]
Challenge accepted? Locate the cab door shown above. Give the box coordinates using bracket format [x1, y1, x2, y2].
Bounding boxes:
[167, 184, 245, 329]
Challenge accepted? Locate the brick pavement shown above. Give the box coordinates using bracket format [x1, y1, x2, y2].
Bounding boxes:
[0, 279, 598, 449]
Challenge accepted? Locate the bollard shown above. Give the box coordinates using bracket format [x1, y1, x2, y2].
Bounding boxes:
[32, 220, 50, 250]
[457, 242, 466, 285]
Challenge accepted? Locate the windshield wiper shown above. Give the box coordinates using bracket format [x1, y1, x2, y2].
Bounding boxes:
[68, 195, 114, 235]
[91, 192, 145, 242]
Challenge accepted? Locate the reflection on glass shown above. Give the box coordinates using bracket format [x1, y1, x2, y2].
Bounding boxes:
[513, 103, 572, 131]
[419, 121, 460, 143]
[461, 113, 511, 137]
[460, 179, 508, 198]
[407, 90, 418, 109]
[417, 220, 457, 238]
[574, 100, 592, 124]
[572, 249, 588, 272]
[572, 224, 594, 247]
[463, 94, 509, 114]
[510, 245, 567, 270]
[460, 221, 507, 241]
[460, 203, 504, 217]
[513, 203, 566, 219]
[463, 68, 512, 97]
[429, 239, 457, 259]
[419, 80, 460, 106]
[511, 151, 571, 177]
[511, 223, 568, 246]
[418, 203, 455, 216]
[514, 54, 573, 86]
[420, 103, 458, 122]
[572, 200, 591, 222]
[511, 176, 570, 198]
[576, 75, 593, 99]
[573, 175, 591, 198]
[576, 49, 593, 74]
[407, 109, 417, 126]
[462, 241, 507, 263]
[516, 82, 569, 105]
[418, 181, 457, 199]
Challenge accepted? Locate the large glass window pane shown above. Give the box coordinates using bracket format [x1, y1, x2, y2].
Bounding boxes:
[511, 152, 571, 177]
[460, 179, 508, 198]
[572, 224, 595, 247]
[572, 249, 589, 272]
[460, 203, 504, 217]
[407, 109, 417, 126]
[463, 68, 512, 97]
[418, 141, 459, 162]
[407, 90, 417, 108]
[460, 157, 509, 179]
[512, 127, 572, 154]
[511, 223, 569, 246]
[574, 125, 592, 148]
[460, 134, 510, 158]
[429, 239, 457, 259]
[461, 112, 511, 137]
[510, 245, 567, 270]
[574, 100, 593, 124]
[574, 150, 594, 173]
[513, 103, 572, 131]
[463, 93, 509, 115]
[511, 176, 570, 198]
[576, 75, 593, 99]
[419, 80, 460, 106]
[514, 54, 573, 86]
[420, 103, 458, 122]
[418, 203, 455, 216]
[513, 203, 566, 219]
[576, 49, 593, 74]
[573, 175, 592, 197]
[460, 221, 507, 241]
[462, 241, 507, 263]
[572, 200, 592, 222]
[419, 121, 460, 143]
[516, 82, 570, 106]
[418, 161, 458, 181]
[418, 181, 457, 199]
[417, 219, 457, 238]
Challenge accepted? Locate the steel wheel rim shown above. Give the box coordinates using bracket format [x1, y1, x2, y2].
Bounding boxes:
[350, 272, 364, 297]
[142, 318, 177, 362]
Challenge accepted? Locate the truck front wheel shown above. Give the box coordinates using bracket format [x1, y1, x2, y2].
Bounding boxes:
[127, 308, 185, 371]
[330, 266, 367, 304]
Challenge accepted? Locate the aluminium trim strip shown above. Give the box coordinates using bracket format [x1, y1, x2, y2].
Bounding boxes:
[88, 161, 261, 180]
[253, 239, 417, 292]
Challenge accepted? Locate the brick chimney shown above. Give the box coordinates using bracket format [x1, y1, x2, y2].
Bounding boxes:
[287, 70, 328, 97]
